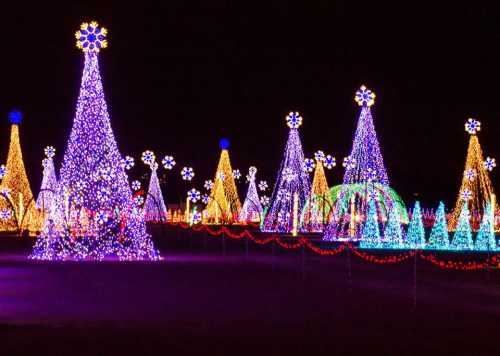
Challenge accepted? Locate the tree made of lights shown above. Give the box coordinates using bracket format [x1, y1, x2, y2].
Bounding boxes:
[205, 139, 241, 224]
[0, 111, 40, 234]
[450, 203, 474, 251]
[143, 161, 168, 223]
[36, 146, 59, 212]
[382, 206, 403, 248]
[405, 201, 425, 249]
[262, 112, 311, 233]
[426, 202, 450, 250]
[239, 166, 263, 223]
[325, 86, 406, 241]
[475, 202, 497, 251]
[359, 199, 381, 248]
[449, 119, 497, 231]
[31, 21, 159, 260]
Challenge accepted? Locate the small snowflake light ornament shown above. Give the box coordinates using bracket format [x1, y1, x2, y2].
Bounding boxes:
[324, 155, 336, 169]
[233, 169, 241, 180]
[465, 118, 481, 135]
[260, 195, 270, 207]
[217, 171, 225, 181]
[0, 187, 11, 198]
[461, 188, 473, 201]
[0, 209, 11, 221]
[343, 156, 356, 170]
[131, 180, 141, 191]
[94, 211, 109, 225]
[181, 167, 195, 181]
[303, 158, 315, 172]
[187, 188, 201, 203]
[314, 150, 326, 162]
[122, 155, 135, 170]
[162, 155, 176, 170]
[464, 169, 476, 181]
[286, 112, 303, 129]
[484, 157, 496, 172]
[201, 194, 209, 204]
[44, 146, 56, 159]
[258, 180, 268, 191]
[0, 165, 6, 179]
[355, 85, 376, 107]
[141, 150, 155, 165]
[134, 195, 144, 206]
[75, 21, 108, 53]
[204, 180, 214, 190]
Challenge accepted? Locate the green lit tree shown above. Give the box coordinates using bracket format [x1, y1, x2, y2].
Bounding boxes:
[382, 207, 403, 248]
[405, 201, 425, 249]
[450, 203, 474, 250]
[359, 199, 381, 248]
[475, 202, 497, 251]
[426, 202, 449, 250]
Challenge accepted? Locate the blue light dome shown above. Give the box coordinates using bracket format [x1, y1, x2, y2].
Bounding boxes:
[219, 138, 230, 150]
[8, 110, 22, 124]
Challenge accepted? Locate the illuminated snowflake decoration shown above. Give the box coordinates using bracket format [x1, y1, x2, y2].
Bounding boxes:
[187, 188, 201, 203]
[0, 165, 6, 179]
[141, 150, 155, 165]
[204, 180, 214, 190]
[364, 168, 378, 182]
[283, 168, 296, 183]
[465, 169, 476, 181]
[44, 146, 56, 158]
[162, 155, 176, 170]
[201, 194, 209, 204]
[96, 188, 110, 203]
[233, 169, 241, 180]
[75, 21, 108, 53]
[303, 158, 316, 173]
[324, 155, 336, 169]
[0, 209, 11, 221]
[343, 156, 356, 170]
[465, 118, 481, 135]
[258, 180, 268, 191]
[181, 167, 195, 181]
[260, 195, 270, 207]
[217, 172, 225, 181]
[134, 195, 144, 206]
[0, 187, 11, 198]
[122, 156, 135, 170]
[355, 85, 376, 107]
[314, 150, 326, 162]
[484, 157, 496, 171]
[94, 211, 109, 225]
[286, 112, 303, 129]
[192, 212, 202, 224]
[131, 180, 141, 191]
[461, 188, 472, 201]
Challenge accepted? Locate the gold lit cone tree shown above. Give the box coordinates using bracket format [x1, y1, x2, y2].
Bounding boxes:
[205, 139, 241, 224]
[449, 118, 497, 231]
[0, 112, 41, 234]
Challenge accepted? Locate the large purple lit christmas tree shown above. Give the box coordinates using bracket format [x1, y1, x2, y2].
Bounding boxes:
[324, 86, 407, 241]
[31, 21, 159, 260]
[262, 112, 311, 233]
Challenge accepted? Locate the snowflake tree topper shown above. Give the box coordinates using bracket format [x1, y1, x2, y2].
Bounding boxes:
[286, 112, 303, 129]
[355, 85, 375, 107]
[75, 21, 108, 53]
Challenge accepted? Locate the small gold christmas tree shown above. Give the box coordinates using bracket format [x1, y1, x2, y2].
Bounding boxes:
[0, 111, 40, 234]
[205, 139, 241, 224]
[449, 118, 497, 231]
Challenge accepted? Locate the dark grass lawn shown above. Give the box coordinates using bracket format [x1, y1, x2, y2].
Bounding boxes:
[0, 230, 498, 355]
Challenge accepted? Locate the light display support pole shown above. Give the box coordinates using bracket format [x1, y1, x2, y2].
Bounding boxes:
[349, 195, 356, 238]
[292, 192, 299, 236]
[185, 197, 190, 223]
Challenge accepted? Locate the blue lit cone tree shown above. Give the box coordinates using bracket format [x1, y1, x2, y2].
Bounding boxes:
[450, 203, 474, 251]
[359, 199, 381, 248]
[382, 206, 403, 248]
[31, 21, 159, 260]
[475, 202, 497, 251]
[426, 202, 450, 250]
[262, 112, 311, 233]
[405, 201, 426, 249]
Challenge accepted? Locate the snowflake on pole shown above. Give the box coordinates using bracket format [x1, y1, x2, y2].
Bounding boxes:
[181, 167, 194, 181]
[484, 157, 496, 171]
[260, 195, 270, 207]
[465, 118, 481, 135]
[187, 188, 201, 203]
[162, 155, 176, 170]
[134, 195, 144, 206]
[204, 180, 214, 190]
[314, 150, 325, 162]
[75, 21, 108, 53]
[258, 180, 268, 191]
[355, 85, 376, 107]
[141, 150, 155, 165]
[131, 180, 141, 191]
[286, 112, 303, 129]
[303, 158, 315, 172]
[324, 155, 336, 169]
[201, 194, 209, 204]
[44, 146, 56, 158]
[122, 155, 135, 170]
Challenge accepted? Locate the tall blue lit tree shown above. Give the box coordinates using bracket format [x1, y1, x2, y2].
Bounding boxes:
[31, 21, 159, 260]
[475, 202, 497, 251]
[324, 86, 407, 241]
[405, 201, 425, 249]
[450, 203, 474, 251]
[262, 112, 311, 233]
[239, 166, 263, 223]
[426, 202, 449, 250]
[359, 199, 381, 248]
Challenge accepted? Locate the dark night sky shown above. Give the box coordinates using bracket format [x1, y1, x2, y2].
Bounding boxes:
[0, 2, 499, 208]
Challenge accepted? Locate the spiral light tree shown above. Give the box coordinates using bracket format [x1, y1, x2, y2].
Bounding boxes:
[324, 86, 407, 241]
[0, 111, 40, 234]
[31, 21, 159, 260]
[239, 166, 263, 223]
[205, 139, 241, 224]
[36, 146, 59, 214]
[262, 112, 311, 233]
[449, 118, 497, 231]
